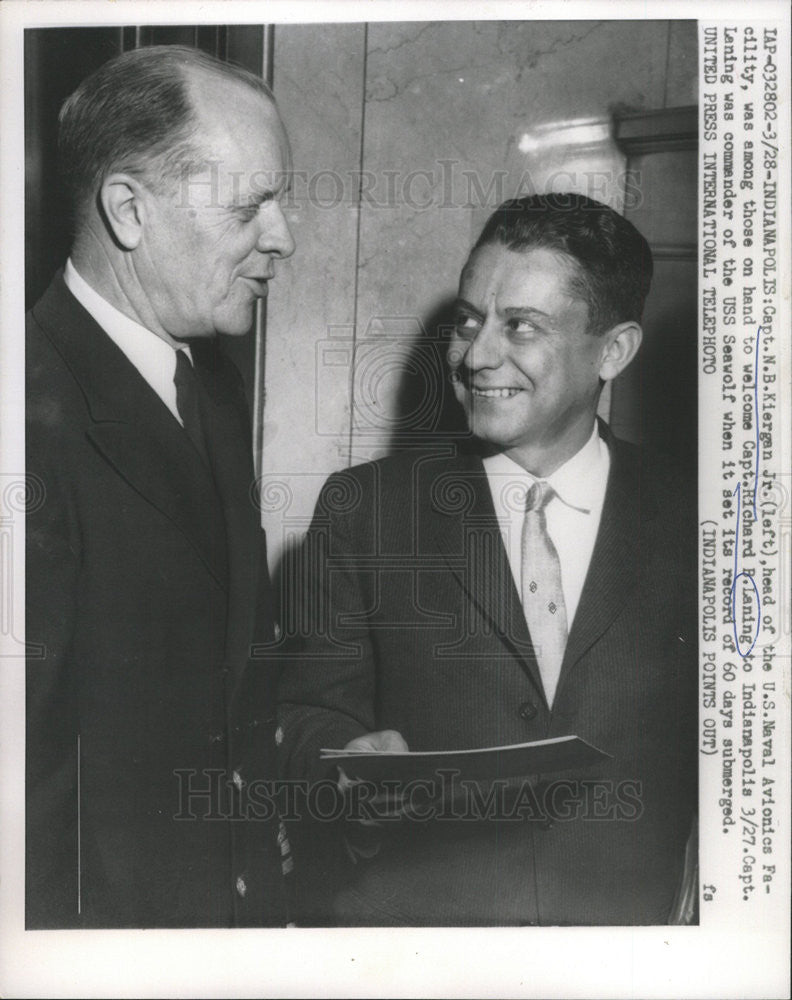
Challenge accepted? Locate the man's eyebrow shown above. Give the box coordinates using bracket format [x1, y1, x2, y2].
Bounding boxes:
[453, 298, 552, 321]
[239, 174, 292, 204]
[240, 191, 272, 205]
[501, 305, 552, 320]
[453, 298, 482, 317]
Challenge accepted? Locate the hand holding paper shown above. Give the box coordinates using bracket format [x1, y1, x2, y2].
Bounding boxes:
[336, 729, 409, 788]
[336, 729, 411, 825]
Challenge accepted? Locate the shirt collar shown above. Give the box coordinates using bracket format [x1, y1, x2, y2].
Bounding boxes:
[64, 258, 192, 378]
[547, 424, 608, 514]
[483, 424, 608, 515]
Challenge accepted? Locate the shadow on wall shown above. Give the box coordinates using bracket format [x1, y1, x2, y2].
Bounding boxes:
[381, 296, 471, 456]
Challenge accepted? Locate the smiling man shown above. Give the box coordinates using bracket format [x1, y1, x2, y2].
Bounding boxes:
[277, 194, 697, 926]
[449, 240, 640, 475]
[26, 45, 294, 928]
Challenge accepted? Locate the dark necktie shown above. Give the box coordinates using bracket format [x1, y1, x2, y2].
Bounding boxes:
[173, 348, 210, 467]
[521, 479, 568, 707]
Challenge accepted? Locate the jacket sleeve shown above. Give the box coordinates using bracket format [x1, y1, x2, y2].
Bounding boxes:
[25, 408, 82, 927]
[276, 468, 378, 784]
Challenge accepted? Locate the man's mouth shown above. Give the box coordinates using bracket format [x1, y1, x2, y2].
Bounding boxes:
[470, 387, 522, 399]
[244, 275, 272, 295]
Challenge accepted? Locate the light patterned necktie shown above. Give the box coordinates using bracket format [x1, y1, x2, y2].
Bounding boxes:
[521, 479, 568, 707]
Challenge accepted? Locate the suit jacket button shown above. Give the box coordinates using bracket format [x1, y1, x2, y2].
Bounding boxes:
[518, 701, 537, 721]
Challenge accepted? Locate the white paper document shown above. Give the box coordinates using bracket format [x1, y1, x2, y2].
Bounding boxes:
[321, 735, 610, 782]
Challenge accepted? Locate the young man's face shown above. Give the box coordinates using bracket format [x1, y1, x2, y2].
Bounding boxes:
[448, 242, 614, 473]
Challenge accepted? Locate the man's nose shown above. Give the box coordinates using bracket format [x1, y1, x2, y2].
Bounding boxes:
[461, 316, 503, 371]
[258, 201, 295, 259]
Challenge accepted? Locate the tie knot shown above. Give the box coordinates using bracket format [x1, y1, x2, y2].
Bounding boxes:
[173, 348, 195, 388]
[524, 479, 554, 512]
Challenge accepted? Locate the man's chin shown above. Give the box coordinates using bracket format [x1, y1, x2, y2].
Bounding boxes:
[215, 311, 257, 337]
[465, 414, 521, 451]
[466, 435, 507, 458]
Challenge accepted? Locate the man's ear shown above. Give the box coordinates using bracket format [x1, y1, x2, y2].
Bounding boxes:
[99, 173, 146, 250]
[598, 321, 643, 382]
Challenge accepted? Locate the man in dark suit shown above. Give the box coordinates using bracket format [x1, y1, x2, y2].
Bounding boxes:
[26, 45, 295, 928]
[277, 194, 697, 925]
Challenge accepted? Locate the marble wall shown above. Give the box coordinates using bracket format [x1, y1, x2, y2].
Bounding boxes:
[262, 19, 698, 569]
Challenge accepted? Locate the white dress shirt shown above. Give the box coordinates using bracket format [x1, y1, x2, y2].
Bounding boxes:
[64, 258, 191, 426]
[483, 424, 610, 630]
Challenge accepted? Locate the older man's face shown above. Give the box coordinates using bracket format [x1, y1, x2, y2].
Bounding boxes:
[137, 80, 294, 340]
[448, 242, 611, 470]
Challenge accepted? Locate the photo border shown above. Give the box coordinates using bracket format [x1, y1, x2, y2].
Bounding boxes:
[1, 2, 789, 997]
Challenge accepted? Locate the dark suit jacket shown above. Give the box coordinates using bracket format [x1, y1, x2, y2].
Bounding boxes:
[277, 433, 698, 925]
[26, 273, 285, 928]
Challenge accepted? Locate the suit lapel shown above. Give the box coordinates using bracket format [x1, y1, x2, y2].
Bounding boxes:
[427, 455, 545, 700]
[33, 274, 228, 588]
[426, 433, 655, 710]
[193, 343, 260, 691]
[555, 431, 652, 701]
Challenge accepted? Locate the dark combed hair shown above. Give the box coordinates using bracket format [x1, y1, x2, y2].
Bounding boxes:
[473, 193, 653, 334]
[58, 44, 275, 217]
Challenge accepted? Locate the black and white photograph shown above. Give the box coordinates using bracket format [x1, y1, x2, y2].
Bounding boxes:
[0, 1, 789, 997]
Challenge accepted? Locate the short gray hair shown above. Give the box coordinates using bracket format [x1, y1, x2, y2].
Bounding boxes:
[58, 44, 275, 218]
